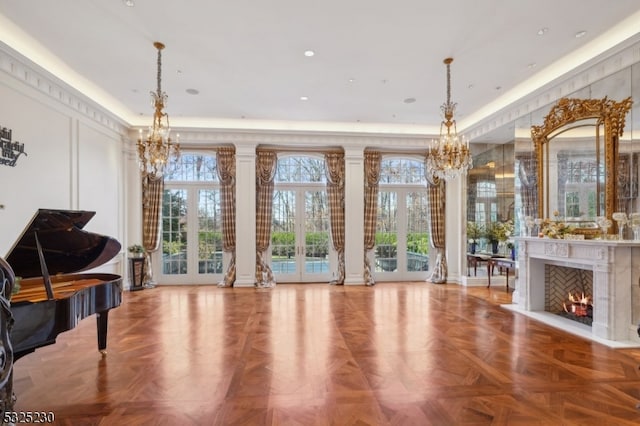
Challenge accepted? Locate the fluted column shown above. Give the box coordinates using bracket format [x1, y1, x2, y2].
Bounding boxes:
[343, 146, 365, 284]
[234, 143, 257, 287]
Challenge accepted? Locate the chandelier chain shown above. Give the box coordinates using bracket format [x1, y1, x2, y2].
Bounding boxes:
[156, 46, 162, 97]
[446, 60, 451, 106]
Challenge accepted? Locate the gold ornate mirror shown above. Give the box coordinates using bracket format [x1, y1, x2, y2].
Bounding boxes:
[531, 97, 632, 230]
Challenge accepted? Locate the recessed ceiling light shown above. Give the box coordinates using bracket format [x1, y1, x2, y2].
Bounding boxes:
[495, 86, 502, 91]
[186, 88, 199, 95]
[467, 84, 474, 89]
[537, 27, 548, 36]
[348, 78, 355, 83]
[303, 50, 315, 57]
[403, 97, 416, 104]
[575, 30, 587, 38]
[527, 63, 537, 69]
[123, 0, 135, 6]
[300, 96, 309, 101]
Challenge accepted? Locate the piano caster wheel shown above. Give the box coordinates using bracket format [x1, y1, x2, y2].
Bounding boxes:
[99, 349, 107, 357]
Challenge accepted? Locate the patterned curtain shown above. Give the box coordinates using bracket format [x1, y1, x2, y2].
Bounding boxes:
[363, 151, 381, 286]
[617, 153, 638, 213]
[142, 174, 164, 286]
[425, 168, 447, 284]
[255, 151, 277, 288]
[517, 154, 538, 218]
[557, 154, 569, 217]
[325, 152, 345, 285]
[467, 175, 477, 222]
[216, 147, 236, 287]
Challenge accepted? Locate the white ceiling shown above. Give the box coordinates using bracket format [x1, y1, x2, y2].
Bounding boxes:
[1, 0, 640, 136]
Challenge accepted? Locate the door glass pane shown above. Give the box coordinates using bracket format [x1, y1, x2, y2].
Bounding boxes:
[375, 191, 398, 272]
[305, 190, 329, 273]
[406, 192, 430, 271]
[198, 189, 223, 274]
[162, 189, 187, 275]
[271, 190, 296, 274]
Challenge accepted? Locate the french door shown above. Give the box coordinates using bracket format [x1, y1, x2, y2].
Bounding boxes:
[270, 186, 333, 282]
[158, 185, 224, 284]
[374, 188, 430, 281]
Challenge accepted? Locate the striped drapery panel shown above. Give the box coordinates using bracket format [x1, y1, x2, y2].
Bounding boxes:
[518, 154, 538, 218]
[467, 175, 477, 222]
[255, 151, 277, 288]
[216, 147, 236, 287]
[425, 170, 447, 284]
[557, 155, 569, 217]
[325, 152, 345, 285]
[617, 153, 637, 212]
[142, 174, 164, 285]
[363, 151, 381, 286]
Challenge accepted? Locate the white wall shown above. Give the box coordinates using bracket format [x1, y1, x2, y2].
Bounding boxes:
[0, 83, 72, 250]
[0, 47, 128, 276]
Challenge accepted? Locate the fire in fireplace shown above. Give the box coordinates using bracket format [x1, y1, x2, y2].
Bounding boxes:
[545, 264, 594, 326]
[562, 292, 593, 318]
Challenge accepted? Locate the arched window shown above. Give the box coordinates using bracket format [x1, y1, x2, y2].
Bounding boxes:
[275, 155, 326, 183]
[165, 154, 219, 182]
[379, 158, 428, 184]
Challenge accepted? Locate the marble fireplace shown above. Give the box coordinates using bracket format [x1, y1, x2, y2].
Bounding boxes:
[505, 237, 640, 347]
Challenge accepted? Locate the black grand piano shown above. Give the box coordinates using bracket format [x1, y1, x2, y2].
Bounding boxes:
[6, 209, 123, 361]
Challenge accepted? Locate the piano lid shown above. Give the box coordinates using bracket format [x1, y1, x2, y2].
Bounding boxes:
[5, 209, 122, 278]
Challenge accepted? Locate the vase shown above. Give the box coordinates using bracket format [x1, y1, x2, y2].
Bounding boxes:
[491, 241, 499, 254]
[510, 248, 515, 260]
[469, 242, 477, 254]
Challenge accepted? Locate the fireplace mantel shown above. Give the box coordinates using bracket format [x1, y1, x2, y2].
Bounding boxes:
[507, 237, 640, 347]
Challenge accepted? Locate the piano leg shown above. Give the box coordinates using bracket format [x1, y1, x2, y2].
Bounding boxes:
[96, 310, 109, 356]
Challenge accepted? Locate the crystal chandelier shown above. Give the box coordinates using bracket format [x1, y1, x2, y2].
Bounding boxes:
[137, 41, 180, 178]
[426, 58, 472, 181]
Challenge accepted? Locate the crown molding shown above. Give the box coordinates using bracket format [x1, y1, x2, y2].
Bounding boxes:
[464, 37, 640, 141]
[0, 42, 129, 136]
[154, 127, 432, 152]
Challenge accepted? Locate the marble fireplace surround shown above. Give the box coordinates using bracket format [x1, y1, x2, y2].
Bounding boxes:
[505, 237, 640, 348]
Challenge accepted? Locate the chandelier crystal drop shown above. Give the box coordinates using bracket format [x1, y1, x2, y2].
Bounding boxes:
[426, 58, 472, 181]
[137, 41, 180, 178]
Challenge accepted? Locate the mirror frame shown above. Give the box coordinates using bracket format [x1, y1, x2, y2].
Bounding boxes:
[531, 97, 632, 227]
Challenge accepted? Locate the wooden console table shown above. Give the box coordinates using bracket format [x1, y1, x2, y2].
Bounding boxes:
[466, 253, 490, 276]
[487, 258, 515, 292]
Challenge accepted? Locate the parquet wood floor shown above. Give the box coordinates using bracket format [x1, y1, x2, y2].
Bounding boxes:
[11, 282, 640, 425]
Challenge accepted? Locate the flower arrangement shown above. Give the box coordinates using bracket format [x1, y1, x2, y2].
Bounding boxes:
[466, 221, 484, 242]
[540, 218, 575, 239]
[485, 220, 514, 242]
[127, 244, 146, 256]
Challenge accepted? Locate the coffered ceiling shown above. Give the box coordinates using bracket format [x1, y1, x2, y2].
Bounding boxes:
[1, 0, 639, 137]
